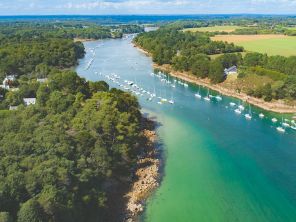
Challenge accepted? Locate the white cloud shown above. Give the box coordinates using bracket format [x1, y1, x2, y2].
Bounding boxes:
[57, 0, 192, 10]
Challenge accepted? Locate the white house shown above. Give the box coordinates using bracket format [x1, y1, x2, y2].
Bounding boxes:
[23, 98, 36, 106]
[9, 106, 18, 111]
[0, 75, 16, 90]
[224, 66, 238, 76]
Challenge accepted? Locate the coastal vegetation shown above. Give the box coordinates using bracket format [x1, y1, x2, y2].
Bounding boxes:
[134, 27, 296, 103]
[0, 22, 144, 82]
[0, 23, 149, 222]
[0, 22, 144, 40]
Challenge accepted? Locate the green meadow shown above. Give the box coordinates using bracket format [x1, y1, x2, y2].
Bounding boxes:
[184, 25, 243, 33]
[236, 37, 296, 56]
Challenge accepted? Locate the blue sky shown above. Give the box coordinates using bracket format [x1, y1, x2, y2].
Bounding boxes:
[1, 0, 296, 15]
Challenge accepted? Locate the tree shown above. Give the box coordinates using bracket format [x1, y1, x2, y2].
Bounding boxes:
[0, 212, 13, 222]
[244, 52, 267, 67]
[17, 199, 46, 222]
[88, 81, 109, 94]
[209, 60, 224, 83]
[191, 54, 210, 78]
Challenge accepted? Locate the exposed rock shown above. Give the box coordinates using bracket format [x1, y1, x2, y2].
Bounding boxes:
[124, 129, 160, 221]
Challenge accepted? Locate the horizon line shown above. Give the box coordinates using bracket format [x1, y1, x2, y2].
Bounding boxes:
[1, 13, 296, 17]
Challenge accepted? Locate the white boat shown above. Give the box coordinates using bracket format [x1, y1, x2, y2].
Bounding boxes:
[230, 102, 236, 107]
[195, 93, 202, 99]
[282, 122, 290, 128]
[281, 117, 290, 128]
[238, 105, 245, 111]
[291, 125, 296, 130]
[172, 85, 176, 88]
[157, 101, 162, 105]
[204, 89, 211, 101]
[235, 108, 242, 114]
[216, 95, 222, 101]
[277, 127, 285, 133]
[259, 113, 265, 118]
[245, 113, 252, 120]
[195, 86, 202, 99]
[244, 105, 252, 120]
[272, 118, 278, 123]
[184, 83, 189, 87]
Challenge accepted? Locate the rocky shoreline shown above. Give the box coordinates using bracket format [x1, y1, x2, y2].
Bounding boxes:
[124, 119, 161, 222]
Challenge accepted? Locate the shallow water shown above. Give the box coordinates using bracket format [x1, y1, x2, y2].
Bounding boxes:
[76, 36, 296, 222]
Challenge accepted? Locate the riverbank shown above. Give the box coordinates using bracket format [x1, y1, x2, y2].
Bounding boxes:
[74, 38, 96, 42]
[125, 118, 160, 222]
[134, 44, 296, 114]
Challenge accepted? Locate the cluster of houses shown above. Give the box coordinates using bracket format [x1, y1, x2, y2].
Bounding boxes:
[0, 75, 48, 111]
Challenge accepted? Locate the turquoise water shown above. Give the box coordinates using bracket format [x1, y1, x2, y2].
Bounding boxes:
[76, 36, 296, 222]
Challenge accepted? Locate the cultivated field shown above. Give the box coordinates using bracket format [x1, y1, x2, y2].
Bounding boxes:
[211, 34, 296, 56]
[183, 25, 243, 33]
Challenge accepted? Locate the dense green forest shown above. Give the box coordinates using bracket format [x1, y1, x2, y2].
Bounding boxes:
[134, 28, 243, 83]
[0, 22, 144, 81]
[134, 28, 296, 102]
[0, 22, 144, 40]
[0, 71, 145, 222]
[0, 23, 146, 222]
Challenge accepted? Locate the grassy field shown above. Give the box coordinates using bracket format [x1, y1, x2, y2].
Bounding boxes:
[211, 35, 296, 56]
[183, 25, 244, 33]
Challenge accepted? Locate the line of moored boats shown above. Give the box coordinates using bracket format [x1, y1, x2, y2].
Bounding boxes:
[87, 44, 295, 134]
[151, 71, 296, 134]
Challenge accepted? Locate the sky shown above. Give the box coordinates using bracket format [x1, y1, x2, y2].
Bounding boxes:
[1, 0, 296, 15]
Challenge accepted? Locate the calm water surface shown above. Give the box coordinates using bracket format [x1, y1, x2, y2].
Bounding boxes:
[76, 36, 296, 222]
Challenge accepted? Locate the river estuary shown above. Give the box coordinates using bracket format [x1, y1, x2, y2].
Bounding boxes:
[76, 36, 296, 222]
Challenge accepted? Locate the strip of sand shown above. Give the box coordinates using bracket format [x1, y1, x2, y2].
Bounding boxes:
[135, 44, 296, 114]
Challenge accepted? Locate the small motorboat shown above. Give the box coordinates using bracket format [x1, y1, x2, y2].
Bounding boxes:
[215, 95, 222, 101]
[238, 105, 245, 111]
[195, 93, 202, 99]
[235, 109, 242, 114]
[277, 127, 285, 133]
[245, 113, 252, 120]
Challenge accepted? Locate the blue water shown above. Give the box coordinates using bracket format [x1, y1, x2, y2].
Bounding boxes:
[76, 36, 296, 222]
